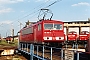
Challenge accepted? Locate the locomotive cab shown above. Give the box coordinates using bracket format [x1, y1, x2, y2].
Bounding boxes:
[43, 20, 64, 42]
[43, 20, 65, 47]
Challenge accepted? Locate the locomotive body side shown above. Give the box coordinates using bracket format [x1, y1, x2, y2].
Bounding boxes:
[19, 22, 43, 44]
[33, 22, 43, 44]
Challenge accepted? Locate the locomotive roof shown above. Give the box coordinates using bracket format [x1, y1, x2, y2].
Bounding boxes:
[21, 19, 63, 30]
[64, 21, 89, 23]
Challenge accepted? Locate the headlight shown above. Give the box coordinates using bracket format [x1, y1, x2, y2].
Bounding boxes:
[80, 35, 87, 36]
[61, 37, 64, 40]
[56, 37, 59, 40]
[43, 37, 47, 40]
[56, 37, 64, 40]
[43, 37, 52, 40]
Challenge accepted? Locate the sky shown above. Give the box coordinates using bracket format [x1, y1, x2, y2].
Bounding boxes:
[0, 0, 90, 37]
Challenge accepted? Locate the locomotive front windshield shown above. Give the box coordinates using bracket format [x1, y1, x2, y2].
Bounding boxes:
[44, 23, 62, 30]
[81, 31, 89, 34]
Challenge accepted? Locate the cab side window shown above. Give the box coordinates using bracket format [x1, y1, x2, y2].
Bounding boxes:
[38, 24, 41, 31]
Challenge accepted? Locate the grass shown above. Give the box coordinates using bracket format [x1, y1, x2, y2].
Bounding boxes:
[0, 40, 22, 60]
[0, 39, 18, 47]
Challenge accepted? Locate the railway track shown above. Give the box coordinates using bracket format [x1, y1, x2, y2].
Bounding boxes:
[0, 54, 27, 60]
[0, 44, 27, 60]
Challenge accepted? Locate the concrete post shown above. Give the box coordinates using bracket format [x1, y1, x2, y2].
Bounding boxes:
[61, 49, 63, 60]
[51, 47, 52, 60]
[77, 52, 79, 60]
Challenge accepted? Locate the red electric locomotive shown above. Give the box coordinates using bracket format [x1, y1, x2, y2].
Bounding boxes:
[19, 9, 65, 47]
[67, 31, 78, 44]
[67, 31, 78, 41]
[78, 31, 89, 44]
[6, 36, 12, 42]
[19, 19, 65, 46]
